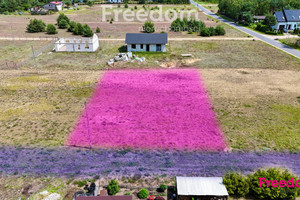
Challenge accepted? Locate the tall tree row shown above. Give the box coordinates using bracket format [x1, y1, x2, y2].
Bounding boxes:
[219, 0, 300, 21]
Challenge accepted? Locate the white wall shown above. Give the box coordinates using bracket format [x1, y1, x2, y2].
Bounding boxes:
[127, 44, 166, 52]
[273, 22, 300, 30]
[55, 34, 99, 52]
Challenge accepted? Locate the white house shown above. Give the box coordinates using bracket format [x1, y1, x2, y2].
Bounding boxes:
[125, 33, 168, 52]
[107, 0, 123, 3]
[54, 34, 99, 52]
[176, 177, 229, 200]
[44, 1, 63, 11]
[272, 9, 300, 31]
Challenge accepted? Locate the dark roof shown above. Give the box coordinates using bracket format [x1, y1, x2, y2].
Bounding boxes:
[274, 9, 300, 22]
[125, 33, 168, 44]
[76, 195, 133, 200]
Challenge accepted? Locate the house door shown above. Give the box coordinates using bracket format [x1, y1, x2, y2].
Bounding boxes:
[146, 44, 150, 52]
[288, 24, 291, 30]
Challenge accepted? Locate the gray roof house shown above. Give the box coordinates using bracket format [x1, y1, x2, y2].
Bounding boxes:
[125, 33, 168, 52]
[273, 9, 300, 30]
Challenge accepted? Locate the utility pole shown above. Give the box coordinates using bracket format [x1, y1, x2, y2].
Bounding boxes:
[85, 102, 92, 149]
[31, 45, 39, 74]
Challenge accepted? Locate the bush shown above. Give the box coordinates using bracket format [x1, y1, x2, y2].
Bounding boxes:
[215, 25, 226, 35]
[265, 31, 278, 35]
[125, 192, 131, 195]
[68, 21, 77, 32]
[294, 28, 300, 34]
[96, 27, 101, 33]
[56, 13, 70, 24]
[248, 168, 299, 200]
[107, 180, 120, 195]
[58, 19, 69, 29]
[143, 21, 155, 33]
[83, 24, 94, 37]
[158, 184, 167, 192]
[134, 6, 137, 9]
[208, 27, 216, 36]
[46, 24, 58, 34]
[138, 188, 149, 199]
[74, 23, 84, 35]
[26, 19, 46, 33]
[223, 173, 249, 197]
[73, 180, 87, 187]
[125, 3, 128, 8]
[171, 18, 205, 33]
[200, 27, 210, 37]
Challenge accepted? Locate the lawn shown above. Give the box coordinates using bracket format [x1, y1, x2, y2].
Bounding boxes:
[279, 38, 300, 51]
[67, 69, 227, 151]
[0, 39, 299, 151]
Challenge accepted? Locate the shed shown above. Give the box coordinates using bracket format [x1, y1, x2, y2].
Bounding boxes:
[176, 177, 228, 200]
[125, 33, 168, 52]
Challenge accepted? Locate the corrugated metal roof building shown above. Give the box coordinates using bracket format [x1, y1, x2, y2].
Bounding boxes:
[176, 177, 228, 200]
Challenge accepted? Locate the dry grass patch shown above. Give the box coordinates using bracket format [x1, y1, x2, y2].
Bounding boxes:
[0, 70, 102, 147]
[201, 68, 300, 151]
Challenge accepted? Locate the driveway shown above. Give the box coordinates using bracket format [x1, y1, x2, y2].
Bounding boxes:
[191, 0, 300, 59]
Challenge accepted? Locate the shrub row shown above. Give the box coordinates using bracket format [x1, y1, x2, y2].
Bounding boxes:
[171, 18, 226, 36]
[223, 168, 300, 199]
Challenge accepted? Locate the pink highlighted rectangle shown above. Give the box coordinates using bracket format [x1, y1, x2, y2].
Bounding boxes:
[67, 69, 226, 151]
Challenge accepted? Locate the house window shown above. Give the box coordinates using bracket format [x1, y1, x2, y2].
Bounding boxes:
[141, 44, 144, 49]
[132, 44, 136, 49]
[85, 41, 89, 49]
[156, 44, 162, 52]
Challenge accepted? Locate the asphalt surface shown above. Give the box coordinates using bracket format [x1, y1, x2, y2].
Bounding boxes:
[191, 0, 300, 59]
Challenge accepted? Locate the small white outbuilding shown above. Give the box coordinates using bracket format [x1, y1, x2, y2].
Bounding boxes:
[54, 34, 99, 52]
[176, 177, 229, 200]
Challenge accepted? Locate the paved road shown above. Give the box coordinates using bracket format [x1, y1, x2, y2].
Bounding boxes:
[191, 0, 300, 59]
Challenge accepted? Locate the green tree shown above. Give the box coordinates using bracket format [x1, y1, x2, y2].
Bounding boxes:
[64, 0, 72, 7]
[125, 3, 128, 8]
[58, 19, 69, 29]
[143, 21, 155, 33]
[248, 168, 299, 200]
[74, 23, 84, 35]
[46, 24, 58, 34]
[137, 188, 149, 199]
[26, 19, 46, 33]
[86, 0, 94, 7]
[68, 21, 77, 32]
[83, 24, 93, 37]
[263, 14, 277, 27]
[200, 27, 210, 37]
[96, 27, 101, 33]
[107, 180, 120, 195]
[159, 184, 167, 192]
[223, 173, 249, 197]
[56, 13, 70, 24]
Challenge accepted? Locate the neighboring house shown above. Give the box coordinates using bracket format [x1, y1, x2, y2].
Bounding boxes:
[107, 0, 123, 3]
[44, 1, 63, 11]
[125, 33, 168, 52]
[253, 16, 266, 23]
[176, 177, 229, 200]
[76, 196, 133, 200]
[54, 34, 99, 52]
[273, 9, 300, 31]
